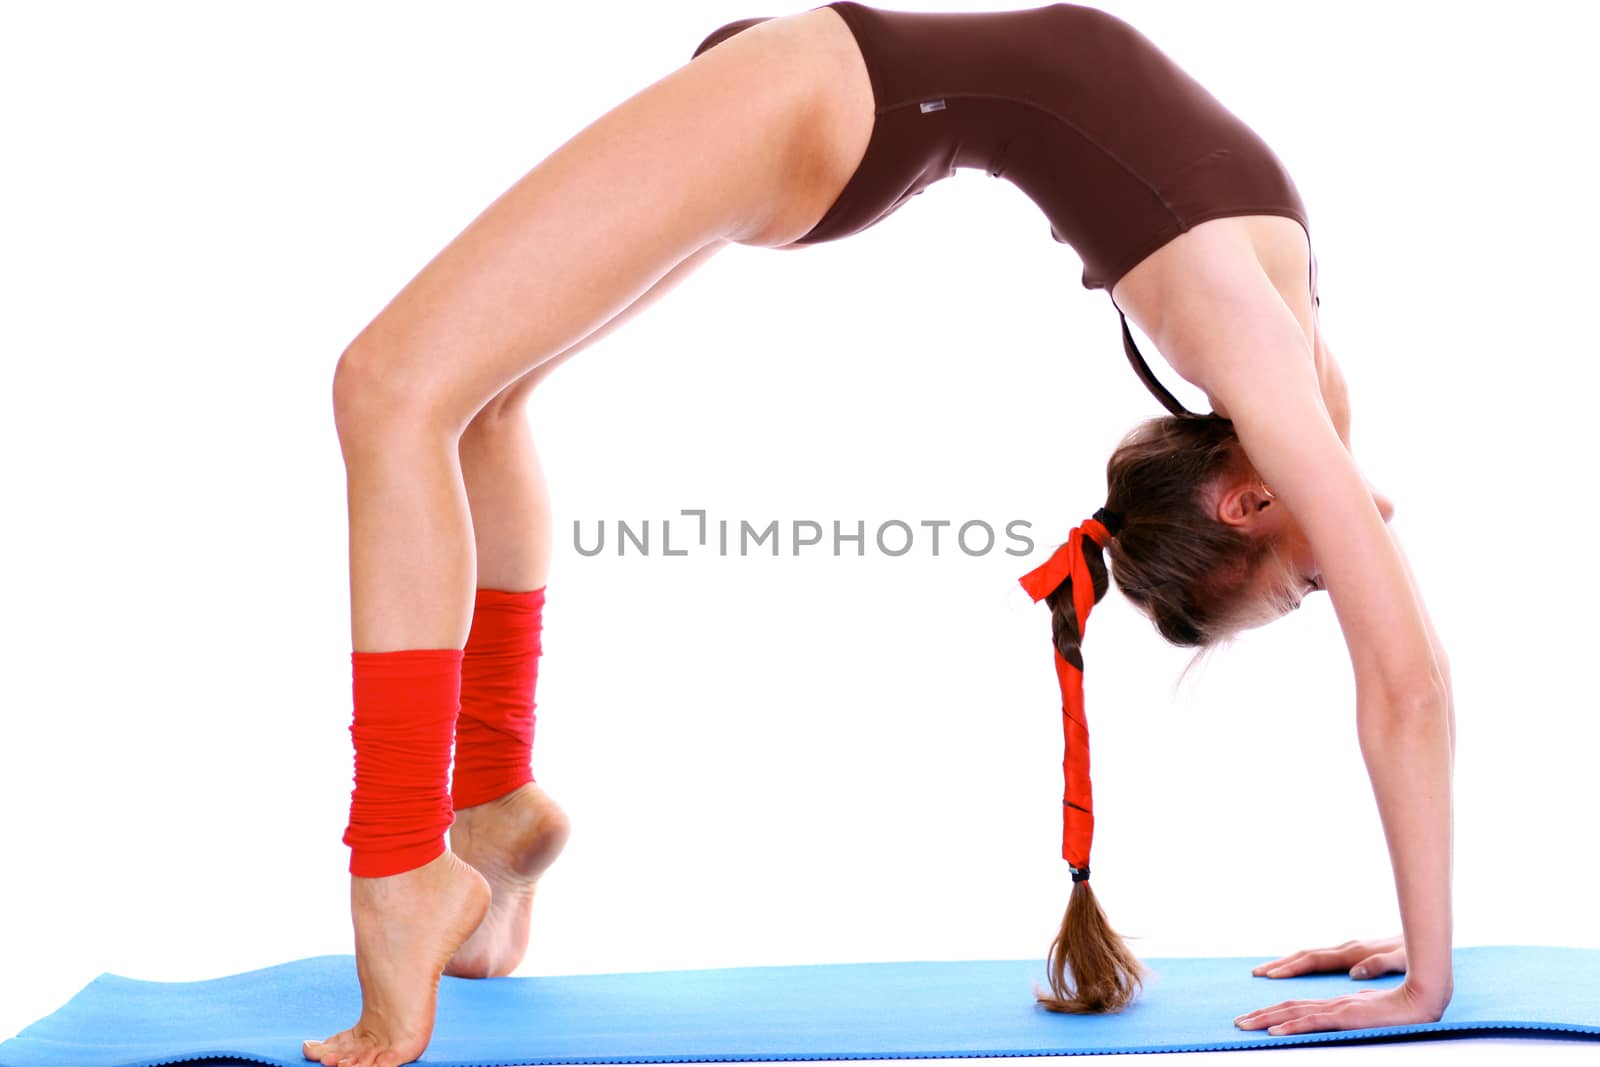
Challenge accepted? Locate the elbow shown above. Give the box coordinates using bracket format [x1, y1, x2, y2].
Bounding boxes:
[1360, 674, 1448, 714]
[1356, 653, 1449, 716]
[1355, 682, 1450, 745]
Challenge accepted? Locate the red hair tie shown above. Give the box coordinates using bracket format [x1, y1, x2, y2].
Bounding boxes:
[1018, 515, 1116, 881]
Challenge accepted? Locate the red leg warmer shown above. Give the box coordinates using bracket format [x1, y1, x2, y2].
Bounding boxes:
[341, 647, 462, 878]
[451, 586, 546, 810]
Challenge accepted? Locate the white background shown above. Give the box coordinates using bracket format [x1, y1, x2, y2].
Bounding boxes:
[2, 1, 1597, 1064]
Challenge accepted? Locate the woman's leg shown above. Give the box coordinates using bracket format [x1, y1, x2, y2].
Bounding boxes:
[457, 237, 728, 593]
[442, 239, 727, 980]
[309, 15, 835, 1065]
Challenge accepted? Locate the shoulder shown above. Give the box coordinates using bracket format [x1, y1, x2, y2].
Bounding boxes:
[1110, 214, 1318, 406]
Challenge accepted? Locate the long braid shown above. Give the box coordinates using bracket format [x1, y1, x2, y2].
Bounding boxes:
[1018, 509, 1146, 1013]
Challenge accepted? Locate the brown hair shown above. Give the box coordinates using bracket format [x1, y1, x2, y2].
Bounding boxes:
[1104, 412, 1298, 649]
[1034, 412, 1293, 1014]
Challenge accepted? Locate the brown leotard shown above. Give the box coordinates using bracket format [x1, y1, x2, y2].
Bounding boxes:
[691, 1, 1320, 416]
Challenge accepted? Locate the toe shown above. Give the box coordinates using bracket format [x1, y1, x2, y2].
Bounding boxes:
[315, 1036, 352, 1067]
[302, 1037, 337, 1067]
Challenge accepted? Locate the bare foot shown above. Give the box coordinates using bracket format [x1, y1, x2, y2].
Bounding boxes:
[444, 781, 572, 978]
[303, 851, 489, 1067]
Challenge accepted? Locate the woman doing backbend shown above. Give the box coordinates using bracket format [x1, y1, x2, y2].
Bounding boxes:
[304, 5, 1453, 1066]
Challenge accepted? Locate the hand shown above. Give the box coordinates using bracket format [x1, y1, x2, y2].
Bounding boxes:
[1234, 979, 1443, 1037]
[1251, 936, 1406, 981]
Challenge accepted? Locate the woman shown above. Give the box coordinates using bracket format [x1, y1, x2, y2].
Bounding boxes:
[305, 4, 1454, 1065]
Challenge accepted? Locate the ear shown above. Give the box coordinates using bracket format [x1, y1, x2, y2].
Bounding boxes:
[1215, 479, 1277, 535]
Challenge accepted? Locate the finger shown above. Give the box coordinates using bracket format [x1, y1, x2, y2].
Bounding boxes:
[1235, 999, 1323, 1029]
[1266, 995, 1380, 1036]
[1251, 951, 1314, 977]
[1350, 950, 1406, 980]
[1268, 1009, 1344, 1036]
[1253, 949, 1342, 978]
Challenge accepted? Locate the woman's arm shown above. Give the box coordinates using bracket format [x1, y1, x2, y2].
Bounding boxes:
[1311, 326, 1454, 749]
[1200, 314, 1349, 450]
[1309, 326, 1453, 757]
[1157, 262, 1454, 1033]
[1248, 524, 1457, 990]
[1314, 323, 1353, 450]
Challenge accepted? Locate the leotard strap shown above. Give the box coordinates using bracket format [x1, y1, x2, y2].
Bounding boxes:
[1117, 308, 1195, 416]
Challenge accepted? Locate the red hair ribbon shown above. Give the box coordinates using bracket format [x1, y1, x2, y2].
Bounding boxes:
[1017, 517, 1113, 877]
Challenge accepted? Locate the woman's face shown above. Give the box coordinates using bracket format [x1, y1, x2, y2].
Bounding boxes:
[1258, 479, 1396, 614]
[1223, 474, 1395, 627]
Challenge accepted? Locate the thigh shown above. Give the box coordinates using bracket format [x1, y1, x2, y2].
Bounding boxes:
[473, 239, 729, 421]
[342, 21, 819, 432]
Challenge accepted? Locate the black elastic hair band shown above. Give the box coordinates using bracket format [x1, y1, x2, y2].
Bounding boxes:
[1093, 507, 1125, 537]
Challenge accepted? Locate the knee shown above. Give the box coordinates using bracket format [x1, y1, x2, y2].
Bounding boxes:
[332, 339, 451, 447]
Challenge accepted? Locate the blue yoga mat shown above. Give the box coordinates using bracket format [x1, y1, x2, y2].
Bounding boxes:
[2, 946, 1595, 1066]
